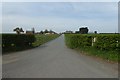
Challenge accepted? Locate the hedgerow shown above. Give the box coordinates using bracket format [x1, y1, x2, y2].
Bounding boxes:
[2, 34, 36, 52]
[2, 34, 60, 53]
[65, 34, 92, 48]
[93, 34, 120, 51]
[65, 34, 119, 51]
[64, 33, 120, 61]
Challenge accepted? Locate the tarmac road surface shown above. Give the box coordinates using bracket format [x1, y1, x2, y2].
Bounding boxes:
[2, 35, 118, 78]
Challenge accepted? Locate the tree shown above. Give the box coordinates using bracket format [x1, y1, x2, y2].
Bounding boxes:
[94, 31, 97, 34]
[13, 27, 24, 34]
[20, 28, 24, 33]
[32, 28, 35, 34]
[50, 30, 55, 34]
[44, 29, 49, 33]
[49, 30, 52, 33]
[79, 27, 89, 34]
[40, 30, 44, 34]
[75, 31, 80, 34]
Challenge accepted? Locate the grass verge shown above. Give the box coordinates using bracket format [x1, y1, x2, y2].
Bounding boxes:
[32, 34, 60, 47]
[64, 34, 119, 63]
[75, 47, 119, 62]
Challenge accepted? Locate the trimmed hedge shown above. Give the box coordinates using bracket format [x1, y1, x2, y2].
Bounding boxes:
[65, 34, 120, 51]
[93, 34, 120, 51]
[65, 34, 92, 49]
[2, 34, 36, 48]
[2, 34, 60, 53]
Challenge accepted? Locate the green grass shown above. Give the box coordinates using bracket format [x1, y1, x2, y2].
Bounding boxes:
[75, 47, 119, 62]
[65, 33, 119, 62]
[2, 34, 60, 53]
[32, 34, 60, 47]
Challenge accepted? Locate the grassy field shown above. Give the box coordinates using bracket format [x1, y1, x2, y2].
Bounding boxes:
[65, 33, 119, 62]
[2, 34, 60, 53]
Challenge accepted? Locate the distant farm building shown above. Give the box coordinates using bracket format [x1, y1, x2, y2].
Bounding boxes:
[79, 27, 89, 34]
[26, 28, 35, 34]
[75, 27, 89, 34]
[26, 31, 34, 34]
[65, 31, 73, 34]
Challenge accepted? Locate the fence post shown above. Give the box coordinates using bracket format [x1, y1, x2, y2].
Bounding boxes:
[92, 37, 96, 46]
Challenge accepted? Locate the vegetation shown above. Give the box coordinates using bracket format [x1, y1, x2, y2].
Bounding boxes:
[13, 27, 24, 34]
[33, 34, 60, 47]
[65, 34, 120, 62]
[2, 34, 36, 53]
[2, 34, 60, 53]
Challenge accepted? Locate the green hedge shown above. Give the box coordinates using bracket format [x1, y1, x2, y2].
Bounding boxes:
[65, 34, 120, 51]
[93, 34, 120, 51]
[2, 34, 36, 48]
[65, 34, 120, 61]
[65, 34, 92, 49]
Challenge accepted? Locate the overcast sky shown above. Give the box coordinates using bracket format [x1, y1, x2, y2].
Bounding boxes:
[2, 2, 118, 33]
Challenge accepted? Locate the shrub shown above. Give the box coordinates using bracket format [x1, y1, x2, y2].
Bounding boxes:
[2, 34, 36, 51]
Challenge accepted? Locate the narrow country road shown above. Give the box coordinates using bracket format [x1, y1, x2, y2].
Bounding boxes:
[2, 35, 118, 78]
